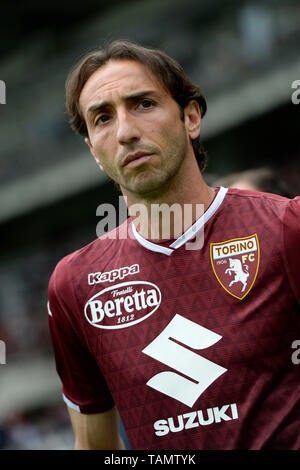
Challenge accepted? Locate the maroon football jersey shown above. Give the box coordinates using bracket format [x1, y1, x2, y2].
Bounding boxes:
[48, 187, 300, 449]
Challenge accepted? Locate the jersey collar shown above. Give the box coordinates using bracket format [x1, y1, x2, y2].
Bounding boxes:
[131, 186, 228, 256]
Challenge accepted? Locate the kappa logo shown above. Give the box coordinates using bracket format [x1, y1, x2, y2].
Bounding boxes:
[142, 314, 227, 407]
[88, 263, 139, 285]
[210, 234, 260, 300]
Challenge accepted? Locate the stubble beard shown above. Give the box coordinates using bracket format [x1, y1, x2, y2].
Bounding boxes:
[119, 130, 189, 200]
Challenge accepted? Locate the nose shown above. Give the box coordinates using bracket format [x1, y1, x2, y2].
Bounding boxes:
[116, 108, 140, 145]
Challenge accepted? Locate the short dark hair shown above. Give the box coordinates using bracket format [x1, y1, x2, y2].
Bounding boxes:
[65, 39, 208, 171]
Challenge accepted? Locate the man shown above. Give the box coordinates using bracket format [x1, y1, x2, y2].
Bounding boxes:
[48, 40, 300, 450]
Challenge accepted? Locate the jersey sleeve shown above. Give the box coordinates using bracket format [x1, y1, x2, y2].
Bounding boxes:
[283, 196, 300, 305]
[47, 260, 115, 414]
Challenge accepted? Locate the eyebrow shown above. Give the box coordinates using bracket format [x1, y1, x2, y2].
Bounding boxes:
[86, 90, 160, 118]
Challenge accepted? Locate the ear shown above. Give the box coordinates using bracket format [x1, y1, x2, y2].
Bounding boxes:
[85, 138, 104, 171]
[183, 100, 201, 141]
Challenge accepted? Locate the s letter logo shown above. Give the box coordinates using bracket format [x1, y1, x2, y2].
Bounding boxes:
[142, 314, 227, 407]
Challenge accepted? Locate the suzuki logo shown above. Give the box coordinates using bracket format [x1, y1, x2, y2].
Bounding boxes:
[142, 314, 227, 407]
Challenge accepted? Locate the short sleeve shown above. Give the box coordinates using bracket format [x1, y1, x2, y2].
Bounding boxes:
[48, 261, 115, 414]
[283, 196, 300, 306]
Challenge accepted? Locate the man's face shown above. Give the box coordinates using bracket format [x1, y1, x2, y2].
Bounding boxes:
[79, 59, 199, 196]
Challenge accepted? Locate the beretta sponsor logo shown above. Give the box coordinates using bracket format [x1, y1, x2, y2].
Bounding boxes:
[84, 281, 161, 329]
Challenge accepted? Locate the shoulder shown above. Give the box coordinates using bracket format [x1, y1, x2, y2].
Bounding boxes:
[49, 218, 131, 291]
[224, 187, 297, 217]
[225, 186, 292, 204]
[223, 187, 300, 245]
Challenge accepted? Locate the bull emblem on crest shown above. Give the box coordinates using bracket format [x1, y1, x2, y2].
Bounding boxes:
[225, 258, 250, 292]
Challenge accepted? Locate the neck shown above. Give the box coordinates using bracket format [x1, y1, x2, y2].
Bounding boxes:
[122, 160, 215, 241]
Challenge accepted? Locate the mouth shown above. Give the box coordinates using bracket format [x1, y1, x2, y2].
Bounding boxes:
[122, 151, 154, 168]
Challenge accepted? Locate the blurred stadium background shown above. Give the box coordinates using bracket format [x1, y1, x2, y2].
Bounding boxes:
[0, 0, 299, 449]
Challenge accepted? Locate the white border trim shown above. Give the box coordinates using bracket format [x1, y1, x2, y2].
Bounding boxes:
[131, 222, 174, 256]
[170, 186, 228, 249]
[62, 393, 81, 412]
[131, 187, 228, 255]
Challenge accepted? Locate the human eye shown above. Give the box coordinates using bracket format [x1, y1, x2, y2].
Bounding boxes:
[138, 98, 154, 110]
[94, 113, 111, 126]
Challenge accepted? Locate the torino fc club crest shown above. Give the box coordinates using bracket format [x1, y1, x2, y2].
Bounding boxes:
[210, 234, 260, 300]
